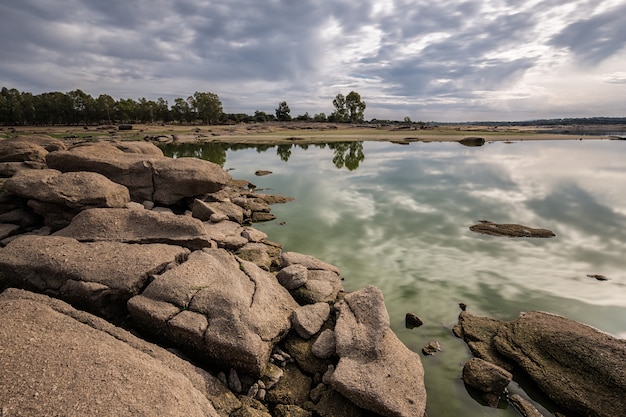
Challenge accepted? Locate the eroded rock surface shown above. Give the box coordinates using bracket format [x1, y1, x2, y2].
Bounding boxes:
[46, 142, 231, 204]
[3, 169, 130, 229]
[0, 288, 235, 417]
[54, 207, 212, 250]
[128, 248, 299, 376]
[330, 285, 427, 417]
[0, 235, 187, 317]
[456, 310, 626, 417]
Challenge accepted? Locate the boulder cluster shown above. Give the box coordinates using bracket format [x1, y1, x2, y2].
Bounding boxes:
[0, 136, 427, 417]
[454, 310, 626, 417]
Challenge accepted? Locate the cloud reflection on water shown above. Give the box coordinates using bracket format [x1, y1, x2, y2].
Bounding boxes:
[241, 141, 626, 314]
[193, 139, 626, 417]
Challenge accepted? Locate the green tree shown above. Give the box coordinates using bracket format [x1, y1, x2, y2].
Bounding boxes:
[156, 98, 170, 122]
[188, 92, 223, 124]
[95, 94, 116, 123]
[345, 91, 366, 123]
[254, 110, 272, 122]
[67, 89, 95, 124]
[275, 101, 291, 121]
[313, 112, 327, 122]
[331, 93, 348, 122]
[171, 97, 192, 124]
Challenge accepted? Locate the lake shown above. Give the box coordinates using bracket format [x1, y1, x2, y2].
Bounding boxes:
[163, 139, 626, 416]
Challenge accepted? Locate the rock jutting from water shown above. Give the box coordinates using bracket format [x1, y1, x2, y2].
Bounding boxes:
[469, 220, 556, 238]
[0, 135, 428, 417]
[454, 310, 626, 417]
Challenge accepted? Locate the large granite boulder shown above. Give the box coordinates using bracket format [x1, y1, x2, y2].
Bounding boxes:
[329, 285, 427, 417]
[3, 169, 130, 230]
[54, 207, 212, 250]
[128, 248, 299, 376]
[0, 288, 240, 417]
[46, 142, 231, 205]
[456, 311, 626, 417]
[0, 235, 188, 318]
[0, 135, 66, 164]
[3, 169, 130, 209]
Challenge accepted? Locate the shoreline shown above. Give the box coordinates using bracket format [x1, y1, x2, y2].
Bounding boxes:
[1, 123, 617, 145]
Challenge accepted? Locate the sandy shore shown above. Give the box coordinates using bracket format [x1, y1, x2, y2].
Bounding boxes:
[1, 122, 617, 145]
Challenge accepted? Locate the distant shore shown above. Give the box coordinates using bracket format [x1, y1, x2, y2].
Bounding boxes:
[1, 122, 619, 145]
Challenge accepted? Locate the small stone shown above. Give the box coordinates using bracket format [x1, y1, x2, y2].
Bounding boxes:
[462, 357, 512, 395]
[228, 368, 242, 393]
[277, 264, 309, 290]
[217, 371, 227, 386]
[322, 365, 334, 385]
[459, 302, 467, 311]
[405, 312, 423, 329]
[311, 329, 336, 359]
[291, 303, 331, 340]
[210, 212, 229, 223]
[247, 383, 259, 398]
[422, 341, 442, 355]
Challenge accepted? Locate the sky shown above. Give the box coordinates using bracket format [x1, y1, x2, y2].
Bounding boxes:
[1, 0, 625, 122]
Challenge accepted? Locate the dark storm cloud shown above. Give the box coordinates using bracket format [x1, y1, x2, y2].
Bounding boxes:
[0, 0, 624, 120]
[550, 3, 626, 64]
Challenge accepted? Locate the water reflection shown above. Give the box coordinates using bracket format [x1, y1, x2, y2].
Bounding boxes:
[162, 139, 626, 417]
[161, 141, 366, 170]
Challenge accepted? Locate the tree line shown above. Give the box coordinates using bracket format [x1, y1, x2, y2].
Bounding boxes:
[0, 87, 366, 126]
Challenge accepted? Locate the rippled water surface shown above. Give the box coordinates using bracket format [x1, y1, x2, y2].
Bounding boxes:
[164, 139, 626, 416]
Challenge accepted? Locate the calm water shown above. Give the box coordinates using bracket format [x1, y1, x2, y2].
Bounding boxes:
[164, 140, 626, 416]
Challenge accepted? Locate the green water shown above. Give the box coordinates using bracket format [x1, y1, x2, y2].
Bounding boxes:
[164, 140, 626, 416]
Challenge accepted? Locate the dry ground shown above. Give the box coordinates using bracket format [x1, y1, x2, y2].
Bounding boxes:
[0, 122, 614, 145]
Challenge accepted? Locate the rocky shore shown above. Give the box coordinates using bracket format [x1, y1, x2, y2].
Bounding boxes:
[1, 135, 624, 417]
[0, 136, 426, 417]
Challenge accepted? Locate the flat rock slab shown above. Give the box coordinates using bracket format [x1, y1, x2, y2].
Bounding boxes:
[469, 221, 556, 238]
[0, 235, 188, 318]
[54, 208, 212, 250]
[0, 288, 231, 417]
[128, 248, 299, 376]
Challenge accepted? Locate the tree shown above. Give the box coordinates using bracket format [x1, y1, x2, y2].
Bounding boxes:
[275, 101, 291, 121]
[171, 97, 192, 124]
[345, 91, 366, 123]
[95, 94, 116, 123]
[254, 110, 272, 122]
[188, 92, 223, 124]
[332, 91, 366, 123]
[331, 94, 348, 122]
[313, 113, 327, 122]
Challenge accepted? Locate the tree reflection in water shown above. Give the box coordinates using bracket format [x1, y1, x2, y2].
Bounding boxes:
[160, 141, 366, 171]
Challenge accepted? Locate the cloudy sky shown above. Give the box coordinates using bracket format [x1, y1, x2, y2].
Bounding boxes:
[1, 0, 625, 122]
